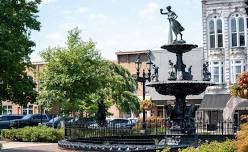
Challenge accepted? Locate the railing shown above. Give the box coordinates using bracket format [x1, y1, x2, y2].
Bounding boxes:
[64, 120, 236, 139]
[195, 121, 237, 135]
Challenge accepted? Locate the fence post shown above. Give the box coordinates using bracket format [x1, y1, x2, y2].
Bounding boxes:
[69, 120, 72, 139]
[196, 121, 198, 134]
[155, 119, 157, 135]
[221, 121, 224, 136]
[164, 119, 166, 135]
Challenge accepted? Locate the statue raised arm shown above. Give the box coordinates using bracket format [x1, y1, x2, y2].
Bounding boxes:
[160, 6, 185, 42]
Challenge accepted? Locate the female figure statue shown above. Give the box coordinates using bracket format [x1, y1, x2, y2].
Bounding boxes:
[160, 6, 184, 41]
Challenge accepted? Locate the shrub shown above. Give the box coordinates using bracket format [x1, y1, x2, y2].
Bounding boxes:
[236, 123, 248, 152]
[1, 126, 64, 142]
[160, 140, 235, 152]
[179, 140, 235, 152]
[160, 147, 170, 152]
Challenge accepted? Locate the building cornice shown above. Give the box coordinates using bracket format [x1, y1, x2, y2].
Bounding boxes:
[115, 50, 150, 55]
[31, 61, 48, 65]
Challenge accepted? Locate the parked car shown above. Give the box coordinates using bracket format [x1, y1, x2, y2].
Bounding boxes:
[10, 114, 51, 128]
[0, 115, 23, 129]
[108, 119, 133, 129]
[46, 116, 73, 128]
[66, 117, 96, 127]
[128, 118, 138, 126]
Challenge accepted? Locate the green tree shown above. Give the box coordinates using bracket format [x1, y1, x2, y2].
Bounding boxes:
[0, 0, 41, 105]
[38, 28, 140, 116]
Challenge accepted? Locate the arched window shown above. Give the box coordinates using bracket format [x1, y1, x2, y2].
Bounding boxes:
[239, 18, 245, 46]
[209, 20, 215, 48]
[217, 19, 223, 47]
[230, 13, 246, 47]
[208, 17, 223, 48]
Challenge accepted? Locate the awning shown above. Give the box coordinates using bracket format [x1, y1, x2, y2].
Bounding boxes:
[152, 100, 174, 106]
[153, 99, 202, 106]
[237, 101, 248, 110]
[199, 94, 231, 110]
[199, 94, 248, 110]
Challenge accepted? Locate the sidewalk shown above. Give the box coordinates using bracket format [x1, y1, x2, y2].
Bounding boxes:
[0, 141, 74, 152]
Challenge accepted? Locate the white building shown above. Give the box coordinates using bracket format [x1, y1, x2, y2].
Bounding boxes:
[199, 0, 248, 125]
[202, 0, 247, 86]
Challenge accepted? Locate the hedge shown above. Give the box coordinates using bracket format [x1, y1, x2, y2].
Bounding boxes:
[1, 126, 64, 142]
[161, 140, 236, 152]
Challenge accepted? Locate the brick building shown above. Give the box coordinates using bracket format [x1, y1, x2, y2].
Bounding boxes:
[1, 61, 124, 118]
[2, 61, 46, 115]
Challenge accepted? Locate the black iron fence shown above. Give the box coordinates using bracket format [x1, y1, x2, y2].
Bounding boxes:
[64, 120, 237, 139]
[195, 121, 237, 135]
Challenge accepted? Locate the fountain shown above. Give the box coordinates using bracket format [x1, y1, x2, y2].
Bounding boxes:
[58, 5, 215, 152]
[146, 5, 212, 147]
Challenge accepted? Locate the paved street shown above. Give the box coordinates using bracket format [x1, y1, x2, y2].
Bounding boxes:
[0, 141, 75, 152]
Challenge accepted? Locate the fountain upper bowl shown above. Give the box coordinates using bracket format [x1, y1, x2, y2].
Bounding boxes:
[161, 43, 198, 54]
[147, 80, 213, 96]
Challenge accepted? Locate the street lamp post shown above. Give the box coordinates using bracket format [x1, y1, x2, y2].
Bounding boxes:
[135, 51, 153, 130]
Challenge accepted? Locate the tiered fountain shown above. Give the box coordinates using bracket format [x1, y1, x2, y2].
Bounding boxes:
[146, 5, 212, 146]
[58, 5, 213, 152]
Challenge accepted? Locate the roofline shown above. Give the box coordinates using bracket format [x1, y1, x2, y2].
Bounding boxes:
[115, 47, 203, 55]
[115, 50, 150, 55]
[32, 61, 48, 65]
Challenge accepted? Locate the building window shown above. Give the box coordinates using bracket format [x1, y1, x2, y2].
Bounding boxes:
[2, 105, 12, 115]
[209, 20, 215, 48]
[209, 61, 224, 84]
[208, 17, 223, 48]
[230, 13, 246, 47]
[22, 105, 33, 115]
[231, 60, 245, 83]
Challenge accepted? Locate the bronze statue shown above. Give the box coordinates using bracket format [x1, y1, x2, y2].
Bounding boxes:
[160, 6, 185, 42]
[168, 60, 176, 80]
[152, 64, 159, 82]
[203, 62, 211, 81]
[96, 98, 107, 127]
[184, 65, 193, 80]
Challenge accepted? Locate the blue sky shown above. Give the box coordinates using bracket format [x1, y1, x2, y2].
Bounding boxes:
[31, 0, 202, 61]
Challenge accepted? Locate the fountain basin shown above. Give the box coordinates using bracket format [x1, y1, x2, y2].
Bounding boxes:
[147, 81, 212, 96]
[161, 44, 198, 54]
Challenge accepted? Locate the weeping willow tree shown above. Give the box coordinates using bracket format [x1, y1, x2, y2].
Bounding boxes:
[37, 28, 140, 116]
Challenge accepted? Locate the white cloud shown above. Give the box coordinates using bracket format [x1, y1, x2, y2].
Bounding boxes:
[138, 2, 159, 17]
[30, 53, 43, 62]
[45, 33, 62, 39]
[89, 13, 107, 21]
[42, 0, 57, 5]
[61, 10, 73, 15]
[79, 7, 89, 14]
[39, 0, 57, 8]
[59, 22, 86, 31]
